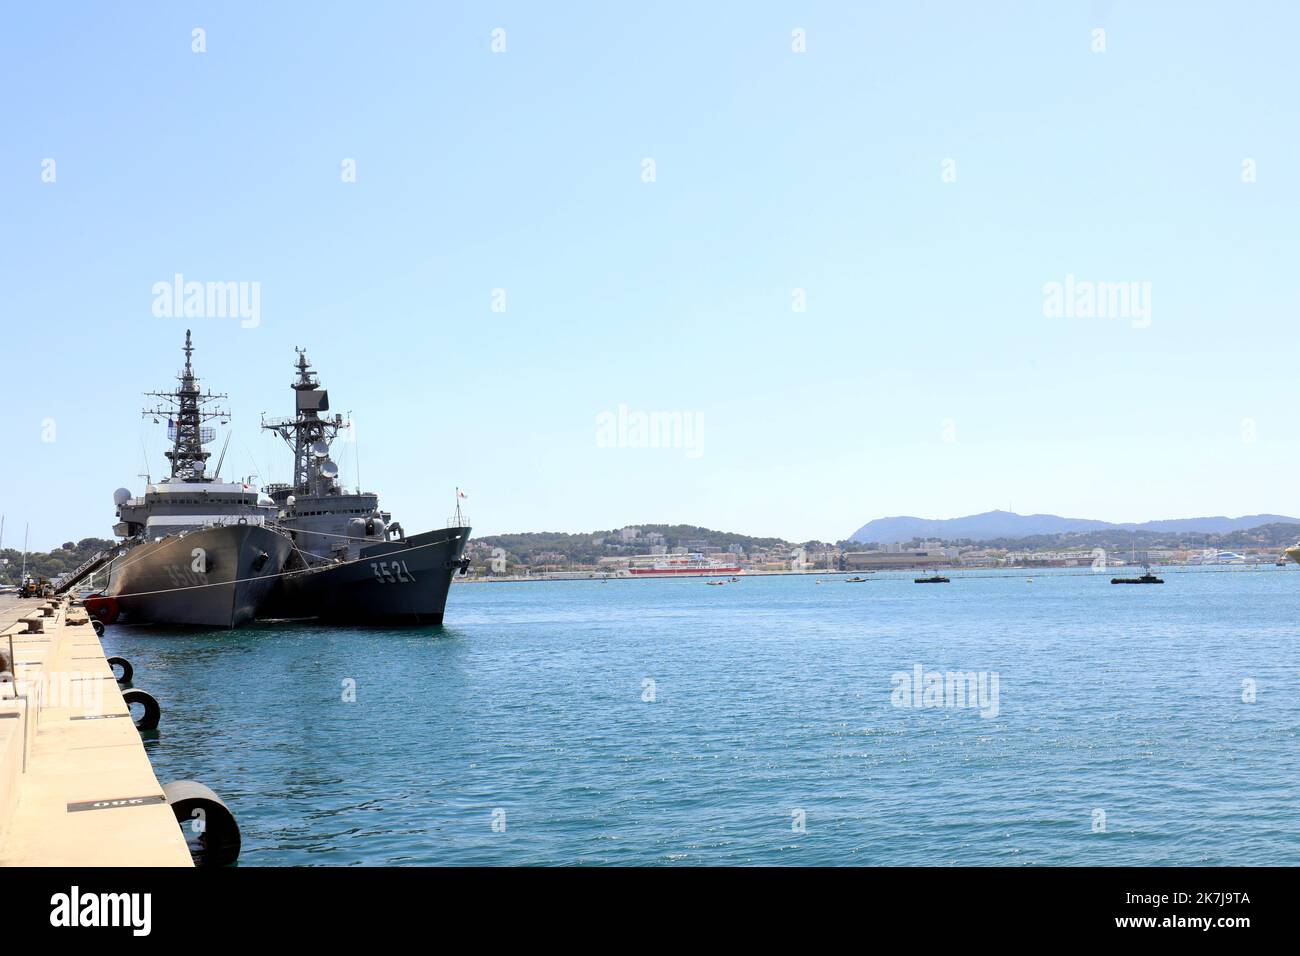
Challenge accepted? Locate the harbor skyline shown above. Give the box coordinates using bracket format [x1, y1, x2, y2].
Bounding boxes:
[1, 0, 1294, 929]
[4, 2, 1300, 550]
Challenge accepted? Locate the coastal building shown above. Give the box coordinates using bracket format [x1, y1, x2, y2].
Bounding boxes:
[1005, 550, 1099, 568]
[843, 550, 951, 570]
[957, 549, 1003, 568]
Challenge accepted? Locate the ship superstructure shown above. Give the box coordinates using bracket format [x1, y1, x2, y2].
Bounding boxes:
[259, 349, 471, 624]
[261, 350, 387, 562]
[81, 331, 293, 628]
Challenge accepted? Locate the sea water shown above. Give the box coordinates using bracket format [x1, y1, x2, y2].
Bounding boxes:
[108, 568, 1300, 865]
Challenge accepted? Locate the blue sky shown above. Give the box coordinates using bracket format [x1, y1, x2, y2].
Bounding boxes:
[3, 1, 1299, 551]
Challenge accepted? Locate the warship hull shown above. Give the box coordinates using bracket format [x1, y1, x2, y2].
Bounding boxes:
[95, 524, 293, 628]
[264, 526, 471, 625]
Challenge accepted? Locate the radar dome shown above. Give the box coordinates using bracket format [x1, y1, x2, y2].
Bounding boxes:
[113, 488, 131, 506]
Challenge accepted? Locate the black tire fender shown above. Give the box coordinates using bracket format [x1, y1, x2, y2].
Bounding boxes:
[122, 687, 160, 730]
[163, 780, 242, 867]
[107, 655, 131, 682]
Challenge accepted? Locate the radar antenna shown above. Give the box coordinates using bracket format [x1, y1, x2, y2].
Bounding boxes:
[142, 329, 229, 482]
[261, 347, 349, 496]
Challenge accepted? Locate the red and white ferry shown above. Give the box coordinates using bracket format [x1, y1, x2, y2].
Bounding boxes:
[626, 553, 742, 577]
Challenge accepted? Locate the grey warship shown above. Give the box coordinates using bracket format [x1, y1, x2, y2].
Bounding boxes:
[81, 331, 294, 628]
[258, 350, 471, 624]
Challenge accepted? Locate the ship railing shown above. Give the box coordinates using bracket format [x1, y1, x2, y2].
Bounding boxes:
[445, 514, 471, 529]
[200, 514, 268, 528]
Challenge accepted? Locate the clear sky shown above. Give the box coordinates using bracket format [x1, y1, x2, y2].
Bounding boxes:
[3, 2, 1299, 551]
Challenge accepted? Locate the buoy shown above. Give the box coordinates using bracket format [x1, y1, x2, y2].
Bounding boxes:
[91, 619, 105, 637]
[107, 655, 132, 683]
[122, 688, 160, 730]
[163, 780, 241, 867]
[83, 594, 119, 625]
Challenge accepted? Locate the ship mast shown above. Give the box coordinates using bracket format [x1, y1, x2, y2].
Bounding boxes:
[142, 329, 228, 482]
[261, 348, 346, 496]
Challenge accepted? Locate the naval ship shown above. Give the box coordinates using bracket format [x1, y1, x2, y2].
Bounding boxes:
[80, 331, 294, 628]
[258, 350, 471, 624]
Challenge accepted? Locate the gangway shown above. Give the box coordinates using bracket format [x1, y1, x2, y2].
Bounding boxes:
[52, 548, 117, 594]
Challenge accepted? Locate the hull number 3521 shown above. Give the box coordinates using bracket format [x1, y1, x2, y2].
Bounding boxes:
[371, 560, 416, 584]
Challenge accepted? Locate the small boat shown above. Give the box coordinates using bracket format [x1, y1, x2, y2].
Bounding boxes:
[845, 576, 871, 583]
[1111, 565, 1163, 584]
[706, 579, 728, 586]
[914, 575, 950, 584]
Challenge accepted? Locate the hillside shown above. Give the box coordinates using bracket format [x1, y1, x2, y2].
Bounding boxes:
[472, 524, 800, 570]
[850, 510, 1300, 544]
[0, 538, 117, 586]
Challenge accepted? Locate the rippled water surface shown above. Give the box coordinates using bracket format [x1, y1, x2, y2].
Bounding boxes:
[106, 568, 1300, 865]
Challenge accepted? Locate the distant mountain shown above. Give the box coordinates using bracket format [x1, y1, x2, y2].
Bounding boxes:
[849, 510, 1300, 544]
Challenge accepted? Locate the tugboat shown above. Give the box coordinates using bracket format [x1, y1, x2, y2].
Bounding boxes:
[1110, 564, 1164, 585]
[259, 350, 471, 624]
[80, 331, 293, 628]
[914, 575, 950, 584]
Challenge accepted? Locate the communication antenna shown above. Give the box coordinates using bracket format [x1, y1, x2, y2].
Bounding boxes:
[310, 440, 329, 458]
[213, 431, 233, 479]
[352, 412, 360, 493]
[320, 459, 339, 479]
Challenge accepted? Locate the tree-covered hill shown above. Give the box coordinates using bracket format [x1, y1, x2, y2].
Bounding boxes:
[472, 524, 796, 568]
[0, 538, 116, 586]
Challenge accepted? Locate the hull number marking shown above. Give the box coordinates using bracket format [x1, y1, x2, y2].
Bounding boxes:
[372, 560, 416, 584]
